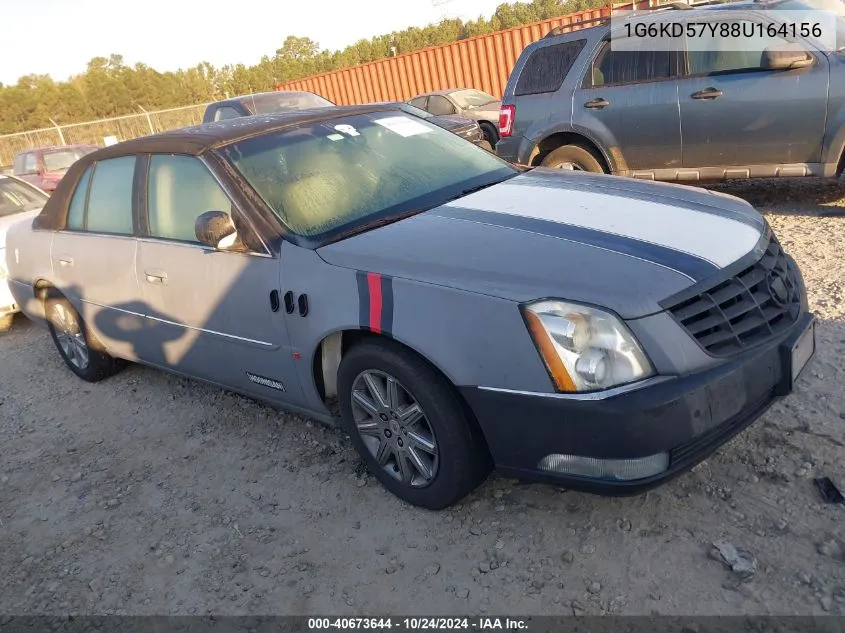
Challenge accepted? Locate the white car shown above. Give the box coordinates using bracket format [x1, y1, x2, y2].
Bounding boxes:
[0, 174, 48, 330]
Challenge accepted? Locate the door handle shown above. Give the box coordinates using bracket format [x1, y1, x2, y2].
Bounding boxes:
[57, 256, 73, 267]
[584, 98, 610, 109]
[144, 269, 167, 285]
[691, 87, 723, 100]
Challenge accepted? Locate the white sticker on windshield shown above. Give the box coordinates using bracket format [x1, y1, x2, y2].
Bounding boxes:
[327, 133, 344, 141]
[334, 124, 360, 137]
[374, 116, 433, 138]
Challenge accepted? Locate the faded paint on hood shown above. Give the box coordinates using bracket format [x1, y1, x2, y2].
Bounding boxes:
[317, 169, 766, 319]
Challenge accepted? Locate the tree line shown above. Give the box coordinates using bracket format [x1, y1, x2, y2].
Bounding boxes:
[0, 0, 605, 135]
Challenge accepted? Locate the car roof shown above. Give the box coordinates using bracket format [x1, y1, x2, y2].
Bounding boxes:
[540, 0, 764, 39]
[209, 90, 326, 109]
[77, 104, 407, 163]
[420, 88, 477, 97]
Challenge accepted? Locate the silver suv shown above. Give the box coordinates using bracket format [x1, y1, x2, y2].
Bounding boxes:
[495, 0, 845, 182]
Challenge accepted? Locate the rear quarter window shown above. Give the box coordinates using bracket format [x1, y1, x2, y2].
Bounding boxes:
[515, 39, 587, 96]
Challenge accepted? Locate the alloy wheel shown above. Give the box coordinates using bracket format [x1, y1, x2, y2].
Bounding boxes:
[350, 370, 439, 487]
[52, 303, 89, 370]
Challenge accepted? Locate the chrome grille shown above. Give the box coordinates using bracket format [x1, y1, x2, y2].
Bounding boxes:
[666, 236, 801, 357]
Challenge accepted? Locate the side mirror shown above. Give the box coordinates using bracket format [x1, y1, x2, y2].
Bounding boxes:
[195, 210, 236, 249]
[762, 43, 813, 70]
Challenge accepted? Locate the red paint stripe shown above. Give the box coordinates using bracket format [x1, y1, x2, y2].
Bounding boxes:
[367, 272, 383, 334]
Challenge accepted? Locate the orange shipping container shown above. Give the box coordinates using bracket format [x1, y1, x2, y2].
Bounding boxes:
[276, 2, 653, 104]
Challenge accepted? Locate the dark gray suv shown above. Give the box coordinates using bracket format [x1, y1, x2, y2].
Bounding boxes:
[495, 0, 845, 182]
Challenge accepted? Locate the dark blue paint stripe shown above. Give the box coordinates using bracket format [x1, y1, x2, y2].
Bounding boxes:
[355, 271, 369, 330]
[429, 207, 719, 281]
[381, 274, 394, 335]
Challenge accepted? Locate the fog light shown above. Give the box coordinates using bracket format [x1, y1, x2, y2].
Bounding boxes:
[537, 452, 669, 481]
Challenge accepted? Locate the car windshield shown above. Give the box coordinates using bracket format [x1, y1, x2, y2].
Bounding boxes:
[450, 89, 498, 109]
[0, 178, 48, 217]
[222, 112, 516, 241]
[42, 148, 90, 172]
[249, 92, 334, 114]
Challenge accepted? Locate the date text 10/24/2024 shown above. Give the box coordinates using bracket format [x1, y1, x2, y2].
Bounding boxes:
[308, 618, 529, 630]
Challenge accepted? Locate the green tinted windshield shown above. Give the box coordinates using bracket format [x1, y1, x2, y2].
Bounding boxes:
[222, 112, 515, 240]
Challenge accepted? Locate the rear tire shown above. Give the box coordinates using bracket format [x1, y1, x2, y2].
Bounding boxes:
[338, 339, 491, 510]
[540, 144, 605, 173]
[45, 292, 126, 382]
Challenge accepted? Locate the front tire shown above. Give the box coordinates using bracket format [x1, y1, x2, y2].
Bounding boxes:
[45, 292, 126, 382]
[338, 339, 490, 510]
[479, 122, 499, 148]
[540, 144, 605, 173]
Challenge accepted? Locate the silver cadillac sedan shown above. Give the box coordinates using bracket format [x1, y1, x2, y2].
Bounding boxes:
[4, 105, 816, 509]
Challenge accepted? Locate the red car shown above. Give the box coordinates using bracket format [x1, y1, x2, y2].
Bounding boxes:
[13, 145, 99, 193]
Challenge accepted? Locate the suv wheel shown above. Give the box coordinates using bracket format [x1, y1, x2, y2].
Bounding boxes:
[540, 144, 605, 173]
[337, 339, 491, 510]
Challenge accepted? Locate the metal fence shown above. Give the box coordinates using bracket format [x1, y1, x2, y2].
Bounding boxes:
[0, 0, 661, 170]
[275, 1, 654, 104]
[0, 104, 208, 169]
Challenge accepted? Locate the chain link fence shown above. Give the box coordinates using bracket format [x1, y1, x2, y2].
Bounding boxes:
[0, 104, 208, 171]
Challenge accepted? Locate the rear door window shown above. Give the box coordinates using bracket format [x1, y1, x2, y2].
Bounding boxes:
[409, 96, 429, 109]
[590, 37, 673, 86]
[23, 153, 39, 174]
[427, 96, 457, 116]
[67, 166, 93, 230]
[516, 40, 587, 95]
[84, 157, 135, 235]
[214, 106, 244, 121]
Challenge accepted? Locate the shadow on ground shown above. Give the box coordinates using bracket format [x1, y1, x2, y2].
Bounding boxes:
[706, 178, 845, 217]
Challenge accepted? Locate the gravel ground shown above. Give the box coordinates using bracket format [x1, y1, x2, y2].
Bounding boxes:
[1, 178, 843, 616]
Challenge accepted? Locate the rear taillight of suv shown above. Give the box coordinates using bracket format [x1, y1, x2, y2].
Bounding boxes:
[498, 104, 515, 138]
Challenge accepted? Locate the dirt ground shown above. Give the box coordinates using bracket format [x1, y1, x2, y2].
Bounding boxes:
[1, 178, 843, 617]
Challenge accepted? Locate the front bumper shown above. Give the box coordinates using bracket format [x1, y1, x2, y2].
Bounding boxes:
[460, 311, 816, 495]
[493, 135, 525, 163]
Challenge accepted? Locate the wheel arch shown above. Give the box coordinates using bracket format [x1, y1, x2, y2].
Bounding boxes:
[311, 328, 463, 402]
[531, 131, 613, 172]
[310, 328, 491, 459]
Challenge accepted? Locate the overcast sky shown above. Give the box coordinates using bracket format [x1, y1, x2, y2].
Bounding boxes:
[1, 0, 518, 85]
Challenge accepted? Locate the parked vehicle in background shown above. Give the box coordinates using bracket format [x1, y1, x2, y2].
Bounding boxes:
[385, 103, 492, 150]
[4, 105, 815, 509]
[0, 175, 49, 330]
[202, 91, 334, 123]
[13, 145, 98, 193]
[408, 88, 502, 148]
[496, 0, 845, 181]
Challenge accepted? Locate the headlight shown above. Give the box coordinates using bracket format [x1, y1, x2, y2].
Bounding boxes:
[522, 300, 654, 393]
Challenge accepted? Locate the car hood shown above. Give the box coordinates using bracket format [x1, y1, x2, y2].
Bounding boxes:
[317, 169, 767, 319]
[0, 208, 40, 251]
